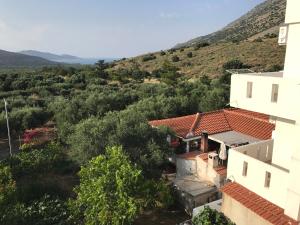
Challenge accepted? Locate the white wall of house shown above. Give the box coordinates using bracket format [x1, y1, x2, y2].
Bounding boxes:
[271, 118, 296, 170]
[176, 158, 196, 177]
[226, 0, 300, 221]
[222, 194, 273, 225]
[285, 0, 300, 23]
[227, 148, 289, 209]
[230, 73, 300, 121]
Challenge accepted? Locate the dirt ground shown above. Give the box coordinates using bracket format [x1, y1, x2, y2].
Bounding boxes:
[134, 208, 189, 225]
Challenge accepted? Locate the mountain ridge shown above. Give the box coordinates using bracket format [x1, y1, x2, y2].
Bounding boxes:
[175, 0, 286, 48]
[0, 49, 56, 68]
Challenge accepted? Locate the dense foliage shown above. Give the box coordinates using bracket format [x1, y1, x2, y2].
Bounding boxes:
[72, 146, 173, 225]
[0, 60, 230, 224]
[192, 207, 235, 225]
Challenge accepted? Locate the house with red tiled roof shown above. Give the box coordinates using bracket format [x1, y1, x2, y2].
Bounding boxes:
[218, 2, 300, 225]
[150, 107, 275, 214]
[150, 108, 274, 152]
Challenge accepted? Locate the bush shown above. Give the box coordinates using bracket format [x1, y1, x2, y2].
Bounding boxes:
[187, 52, 193, 58]
[142, 54, 156, 62]
[1, 195, 74, 225]
[171, 55, 180, 62]
[160, 51, 166, 56]
[254, 37, 263, 42]
[222, 59, 249, 70]
[192, 207, 235, 225]
[9, 143, 66, 177]
[194, 42, 210, 50]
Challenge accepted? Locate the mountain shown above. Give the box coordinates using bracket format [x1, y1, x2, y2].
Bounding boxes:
[0, 49, 56, 68]
[175, 0, 286, 48]
[19, 50, 116, 65]
[112, 0, 286, 78]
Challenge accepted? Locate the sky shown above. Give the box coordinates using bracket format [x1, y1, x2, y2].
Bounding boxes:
[0, 0, 265, 58]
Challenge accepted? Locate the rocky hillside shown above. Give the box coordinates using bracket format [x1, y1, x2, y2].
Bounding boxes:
[114, 37, 285, 78]
[175, 0, 286, 48]
[113, 0, 286, 78]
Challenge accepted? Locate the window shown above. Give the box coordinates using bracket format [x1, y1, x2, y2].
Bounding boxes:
[246, 82, 253, 98]
[271, 84, 279, 102]
[265, 171, 271, 188]
[242, 161, 248, 176]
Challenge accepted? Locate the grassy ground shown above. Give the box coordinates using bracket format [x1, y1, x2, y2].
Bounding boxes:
[113, 38, 285, 78]
[134, 208, 189, 225]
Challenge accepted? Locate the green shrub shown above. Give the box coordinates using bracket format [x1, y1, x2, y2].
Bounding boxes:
[142, 54, 156, 62]
[160, 51, 166, 56]
[0, 195, 74, 225]
[194, 42, 210, 50]
[192, 207, 235, 225]
[171, 55, 180, 62]
[187, 52, 193, 58]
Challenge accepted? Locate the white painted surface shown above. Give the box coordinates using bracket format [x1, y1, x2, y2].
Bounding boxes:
[230, 73, 300, 121]
[227, 148, 289, 209]
[226, 0, 300, 221]
[176, 158, 196, 177]
[285, 0, 300, 24]
[284, 24, 300, 78]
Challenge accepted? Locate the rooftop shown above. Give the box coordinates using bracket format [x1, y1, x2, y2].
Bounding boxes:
[234, 71, 283, 78]
[221, 182, 299, 225]
[174, 175, 217, 197]
[149, 108, 274, 139]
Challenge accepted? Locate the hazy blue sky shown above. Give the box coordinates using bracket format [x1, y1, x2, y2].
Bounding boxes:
[0, 0, 265, 58]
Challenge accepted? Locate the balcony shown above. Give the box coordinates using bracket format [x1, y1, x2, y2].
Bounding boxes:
[226, 139, 289, 209]
[233, 139, 273, 164]
[230, 72, 300, 121]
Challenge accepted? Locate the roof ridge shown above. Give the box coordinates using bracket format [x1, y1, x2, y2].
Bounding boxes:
[222, 109, 232, 130]
[188, 112, 201, 136]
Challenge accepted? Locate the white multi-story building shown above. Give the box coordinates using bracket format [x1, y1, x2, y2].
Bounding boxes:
[221, 1, 300, 225]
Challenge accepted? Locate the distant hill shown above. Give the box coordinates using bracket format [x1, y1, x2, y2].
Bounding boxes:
[19, 50, 117, 65]
[0, 49, 56, 68]
[175, 0, 286, 48]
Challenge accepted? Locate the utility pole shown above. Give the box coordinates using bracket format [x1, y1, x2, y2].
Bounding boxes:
[3, 99, 12, 157]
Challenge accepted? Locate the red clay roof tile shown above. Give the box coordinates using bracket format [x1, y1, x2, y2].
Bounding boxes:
[221, 182, 299, 225]
[149, 108, 275, 140]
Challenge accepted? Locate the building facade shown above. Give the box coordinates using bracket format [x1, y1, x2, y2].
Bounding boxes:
[222, 1, 300, 224]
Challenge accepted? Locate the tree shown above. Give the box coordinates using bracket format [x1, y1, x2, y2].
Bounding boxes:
[73, 146, 150, 225]
[192, 207, 235, 225]
[160, 61, 181, 86]
[95, 60, 109, 79]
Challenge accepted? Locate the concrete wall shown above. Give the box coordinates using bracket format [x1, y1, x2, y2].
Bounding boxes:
[175, 188, 218, 215]
[222, 194, 273, 225]
[234, 139, 273, 163]
[227, 149, 289, 209]
[195, 156, 224, 188]
[176, 158, 196, 177]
